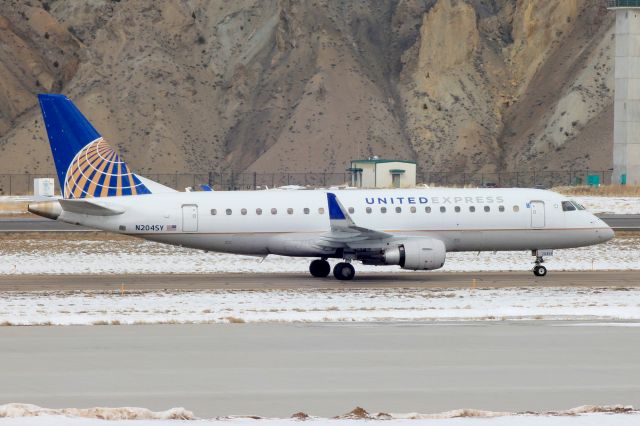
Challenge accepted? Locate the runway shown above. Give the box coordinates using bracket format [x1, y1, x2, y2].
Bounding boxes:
[1, 270, 640, 291]
[0, 217, 94, 232]
[1, 322, 638, 417]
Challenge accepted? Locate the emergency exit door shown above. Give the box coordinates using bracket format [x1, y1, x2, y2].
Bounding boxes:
[530, 201, 545, 228]
[182, 205, 198, 232]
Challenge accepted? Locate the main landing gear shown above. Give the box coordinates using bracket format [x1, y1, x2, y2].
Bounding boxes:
[333, 262, 355, 281]
[308, 259, 356, 280]
[532, 252, 548, 277]
[309, 259, 331, 278]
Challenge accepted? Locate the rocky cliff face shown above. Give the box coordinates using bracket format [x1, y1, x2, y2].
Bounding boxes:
[0, 0, 614, 176]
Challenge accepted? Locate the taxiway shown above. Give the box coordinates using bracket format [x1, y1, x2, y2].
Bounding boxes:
[0, 270, 639, 291]
[0, 322, 638, 418]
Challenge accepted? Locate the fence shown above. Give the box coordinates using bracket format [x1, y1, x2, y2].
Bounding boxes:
[0, 170, 616, 195]
[420, 170, 615, 188]
[606, 0, 640, 7]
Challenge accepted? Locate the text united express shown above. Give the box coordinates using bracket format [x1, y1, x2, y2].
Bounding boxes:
[365, 196, 506, 205]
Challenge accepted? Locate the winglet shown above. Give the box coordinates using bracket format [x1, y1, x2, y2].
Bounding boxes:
[327, 193, 346, 220]
[326, 192, 356, 230]
[321, 192, 392, 242]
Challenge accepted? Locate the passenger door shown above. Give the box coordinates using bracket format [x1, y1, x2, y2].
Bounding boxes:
[530, 201, 545, 228]
[182, 204, 198, 232]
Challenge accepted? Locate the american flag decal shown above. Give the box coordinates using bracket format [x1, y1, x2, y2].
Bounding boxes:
[167, 225, 177, 231]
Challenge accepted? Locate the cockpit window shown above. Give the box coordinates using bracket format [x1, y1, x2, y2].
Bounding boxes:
[572, 201, 586, 210]
[562, 201, 576, 212]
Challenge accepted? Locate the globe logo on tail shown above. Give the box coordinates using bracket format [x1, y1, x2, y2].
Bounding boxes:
[64, 138, 150, 199]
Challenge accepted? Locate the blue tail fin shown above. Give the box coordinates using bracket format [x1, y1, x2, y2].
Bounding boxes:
[38, 94, 151, 199]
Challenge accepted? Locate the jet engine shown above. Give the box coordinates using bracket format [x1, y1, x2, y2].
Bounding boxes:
[380, 238, 446, 271]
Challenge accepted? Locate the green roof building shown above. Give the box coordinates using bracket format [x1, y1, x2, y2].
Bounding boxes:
[347, 157, 417, 188]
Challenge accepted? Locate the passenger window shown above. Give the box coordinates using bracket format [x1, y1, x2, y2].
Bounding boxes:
[484, 206, 490, 212]
[211, 209, 217, 215]
[256, 208, 262, 215]
[410, 206, 416, 213]
[395, 207, 402, 213]
[271, 208, 277, 215]
[287, 208, 294, 215]
[562, 201, 576, 212]
[455, 206, 461, 213]
[366, 207, 372, 214]
[425, 207, 431, 213]
[381, 207, 387, 213]
[513, 205, 520, 212]
[469, 206, 475, 213]
[303, 208, 310, 214]
[241, 208, 247, 215]
[499, 205, 505, 212]
[440, 206, 446, 213]
[318, 207, 325, 214]
[226, 208, 232, 215]
[348, 207, 355, 214]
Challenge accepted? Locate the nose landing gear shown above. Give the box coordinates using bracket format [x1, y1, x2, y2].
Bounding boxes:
[533, 263, 547, 277]
[532, 250, 550, 277]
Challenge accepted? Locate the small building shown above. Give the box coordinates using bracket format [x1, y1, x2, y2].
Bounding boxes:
[347, 157, 417, 188]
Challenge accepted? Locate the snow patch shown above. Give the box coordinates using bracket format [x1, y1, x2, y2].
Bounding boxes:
[1, 287, 640, 325]
[574, 196, 640, 215]
[0, 403, 194, 420]
[0, 404, 637, 425]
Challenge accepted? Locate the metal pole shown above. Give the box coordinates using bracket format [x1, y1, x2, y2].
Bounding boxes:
[253, 172, 257, 190]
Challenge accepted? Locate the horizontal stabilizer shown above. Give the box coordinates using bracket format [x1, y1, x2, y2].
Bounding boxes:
[59, 199, 125, 216]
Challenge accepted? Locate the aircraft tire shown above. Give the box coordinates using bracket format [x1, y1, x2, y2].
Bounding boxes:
[333, 262, 355, 281]
[309, 259, 331, 278]
[533, 265, 547, 277]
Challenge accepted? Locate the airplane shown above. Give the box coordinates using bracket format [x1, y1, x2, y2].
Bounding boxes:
[28, 94, 615, 280]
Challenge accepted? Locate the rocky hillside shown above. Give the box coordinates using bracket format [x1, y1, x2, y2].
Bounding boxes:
[0, 0, 614, 176]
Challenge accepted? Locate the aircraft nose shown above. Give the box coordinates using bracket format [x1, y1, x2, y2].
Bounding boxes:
[600, 224, 615, 242]
[594, 216, 615, 242]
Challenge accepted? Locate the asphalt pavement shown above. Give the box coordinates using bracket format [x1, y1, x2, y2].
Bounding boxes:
[1, 322, 638, 417]
[1, 270, 639, 291]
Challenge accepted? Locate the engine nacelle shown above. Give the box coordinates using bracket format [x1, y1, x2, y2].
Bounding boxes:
[382, 239, 446, 271]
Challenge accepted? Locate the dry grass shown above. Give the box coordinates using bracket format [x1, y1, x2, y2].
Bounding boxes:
[0, 230, 133, 242]
[554, 185, 640, 196]
[225, 316, 246, 324]
[0, 201, 28, 216]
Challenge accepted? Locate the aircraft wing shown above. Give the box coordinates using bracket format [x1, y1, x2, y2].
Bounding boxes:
[316, 193, 392, 248]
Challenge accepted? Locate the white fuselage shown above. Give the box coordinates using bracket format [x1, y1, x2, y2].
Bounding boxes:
[58, 188, 614, 258]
